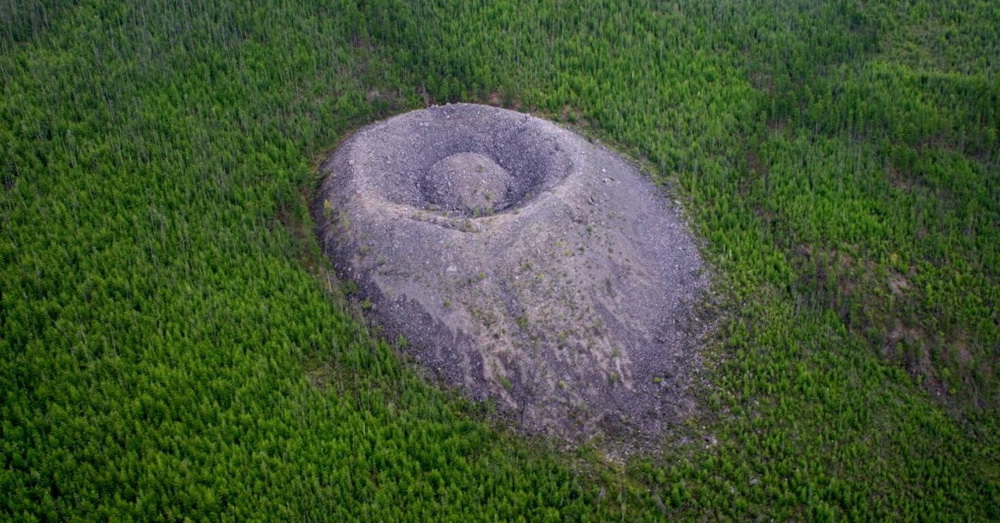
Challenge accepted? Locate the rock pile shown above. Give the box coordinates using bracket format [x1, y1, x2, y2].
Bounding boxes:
[316, 103, 710, 444]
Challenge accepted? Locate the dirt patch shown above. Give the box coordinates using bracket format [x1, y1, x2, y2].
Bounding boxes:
[315, 104, 711, 446]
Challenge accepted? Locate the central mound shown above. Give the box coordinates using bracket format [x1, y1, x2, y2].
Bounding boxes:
[316, 103, 709, 445]
[424, 152, 512, 216]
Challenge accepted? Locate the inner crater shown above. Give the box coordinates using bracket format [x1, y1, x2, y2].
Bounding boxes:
[423, 152, 512, 216]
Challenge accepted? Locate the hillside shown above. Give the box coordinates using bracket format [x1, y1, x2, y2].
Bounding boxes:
[2, 0, 997, 519]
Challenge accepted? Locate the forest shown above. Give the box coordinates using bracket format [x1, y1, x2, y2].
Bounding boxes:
[1, 0, 997, 519]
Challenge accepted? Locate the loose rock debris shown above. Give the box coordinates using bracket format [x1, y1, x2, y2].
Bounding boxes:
[316, 103, 710, 444]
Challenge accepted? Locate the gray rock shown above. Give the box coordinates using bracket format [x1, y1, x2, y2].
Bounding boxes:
[316, 103, 710, 445]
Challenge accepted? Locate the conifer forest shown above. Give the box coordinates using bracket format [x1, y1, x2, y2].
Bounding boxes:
[2, 0, 998, 519]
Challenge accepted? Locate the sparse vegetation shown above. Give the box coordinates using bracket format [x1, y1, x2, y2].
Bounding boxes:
[1, 0, 997, 520]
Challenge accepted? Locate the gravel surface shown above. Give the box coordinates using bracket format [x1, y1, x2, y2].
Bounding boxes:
[316, 103, 710, 445]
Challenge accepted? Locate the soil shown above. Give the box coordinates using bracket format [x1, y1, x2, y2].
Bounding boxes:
[316, 103, 711, 446]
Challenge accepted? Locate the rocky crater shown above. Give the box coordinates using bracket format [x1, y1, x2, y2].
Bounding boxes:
[315, 103, 710, 444]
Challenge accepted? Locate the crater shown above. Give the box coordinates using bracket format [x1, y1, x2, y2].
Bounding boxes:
[315, 103, 711, 448]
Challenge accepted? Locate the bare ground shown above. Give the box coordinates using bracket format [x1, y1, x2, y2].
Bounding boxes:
[315, 103, 711, 447]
